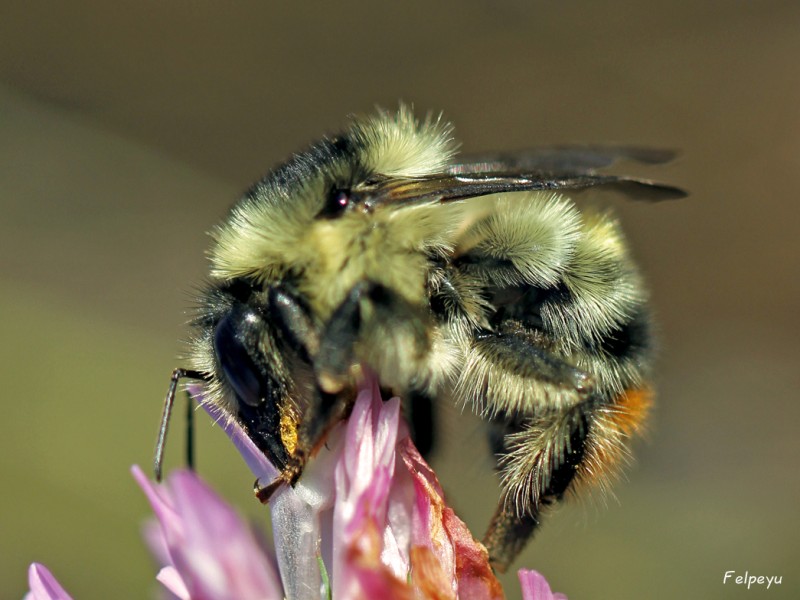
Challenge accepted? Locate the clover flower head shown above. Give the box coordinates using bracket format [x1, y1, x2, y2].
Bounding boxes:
[25, 371, 567, 599]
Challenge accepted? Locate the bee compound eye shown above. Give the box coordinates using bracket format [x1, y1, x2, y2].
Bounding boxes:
[212, 309, 268, 407]
[319, 187, 352, 218]
[333, 189, 349, 208]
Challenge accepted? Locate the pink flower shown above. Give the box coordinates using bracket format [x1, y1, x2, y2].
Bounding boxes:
[132, 466, 283, 600]
[26, 371, 568, 599]
[518, 569, 568, 600]
[176, 371, 507, 599]
[24, 563, 73, 600]
[328, 376, 504, 599]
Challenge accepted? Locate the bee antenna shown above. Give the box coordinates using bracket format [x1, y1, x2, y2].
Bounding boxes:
[154, 368, 209, 481]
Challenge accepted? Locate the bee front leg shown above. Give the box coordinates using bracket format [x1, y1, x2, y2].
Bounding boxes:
[252, 385, 350, 503]
[256, 285, 363, 502]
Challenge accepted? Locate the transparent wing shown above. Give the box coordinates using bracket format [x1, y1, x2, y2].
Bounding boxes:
[364, 172, 686, 210]
[446, 144, 680, 175]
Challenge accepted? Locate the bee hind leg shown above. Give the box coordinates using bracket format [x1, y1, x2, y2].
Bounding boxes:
[483, 403, 592, 572]
[407, 389, 437, 458]
[457, 325, 597, 570]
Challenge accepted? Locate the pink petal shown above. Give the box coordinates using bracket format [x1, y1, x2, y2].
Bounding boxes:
[26, 563, 73, 600]
[380, 461, 414, 577]
[400, 439, 504, 600]
[332, 374, 412, 598]
[347, 564, 415, 600]
[269, 412, 345, 599]
[518, 569, 568, 600]
[156, 566, 190, 600]
[192, 385, 336, 600]
[132, 465, 283, 600]
[189, 385, 278, 483]
[142, 519, 171, 568]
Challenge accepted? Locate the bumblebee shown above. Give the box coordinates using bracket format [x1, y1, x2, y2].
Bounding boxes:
[154, 106, 684, 570]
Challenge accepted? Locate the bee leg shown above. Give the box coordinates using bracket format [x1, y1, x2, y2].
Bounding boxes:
[253, 384, 352, 504]
[408, 390, 437, 458]
[314, 282, 368, 394]
[185, 389, 195, 472]
[290, 282, 380, 468]
[249, 388, 328, 505]
[458, 325, 597, 570]
[255, 475, 289, 503]
[314, 280, 430, 393]
[268, 286, 320, 360]
[299, 389, 351, 461]
[482, 504, 539, 573]
[238, 286, 320, 503]
[154, 367, 209, 481]
[483, 404, 591, 572]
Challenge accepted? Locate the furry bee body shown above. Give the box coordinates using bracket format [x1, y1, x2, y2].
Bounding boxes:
[157, 106, 684, 569]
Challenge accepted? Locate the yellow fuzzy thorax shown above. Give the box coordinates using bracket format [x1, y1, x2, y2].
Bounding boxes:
[295, 209, 437, 319]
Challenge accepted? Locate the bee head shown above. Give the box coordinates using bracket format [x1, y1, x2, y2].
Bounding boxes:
[201, 106, 462, 398]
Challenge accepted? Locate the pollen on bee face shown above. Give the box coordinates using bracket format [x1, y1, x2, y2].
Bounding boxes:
[280, 409, 298, 456]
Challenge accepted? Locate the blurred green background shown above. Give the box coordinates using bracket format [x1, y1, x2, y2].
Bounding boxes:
[2, 1, 799, 598]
